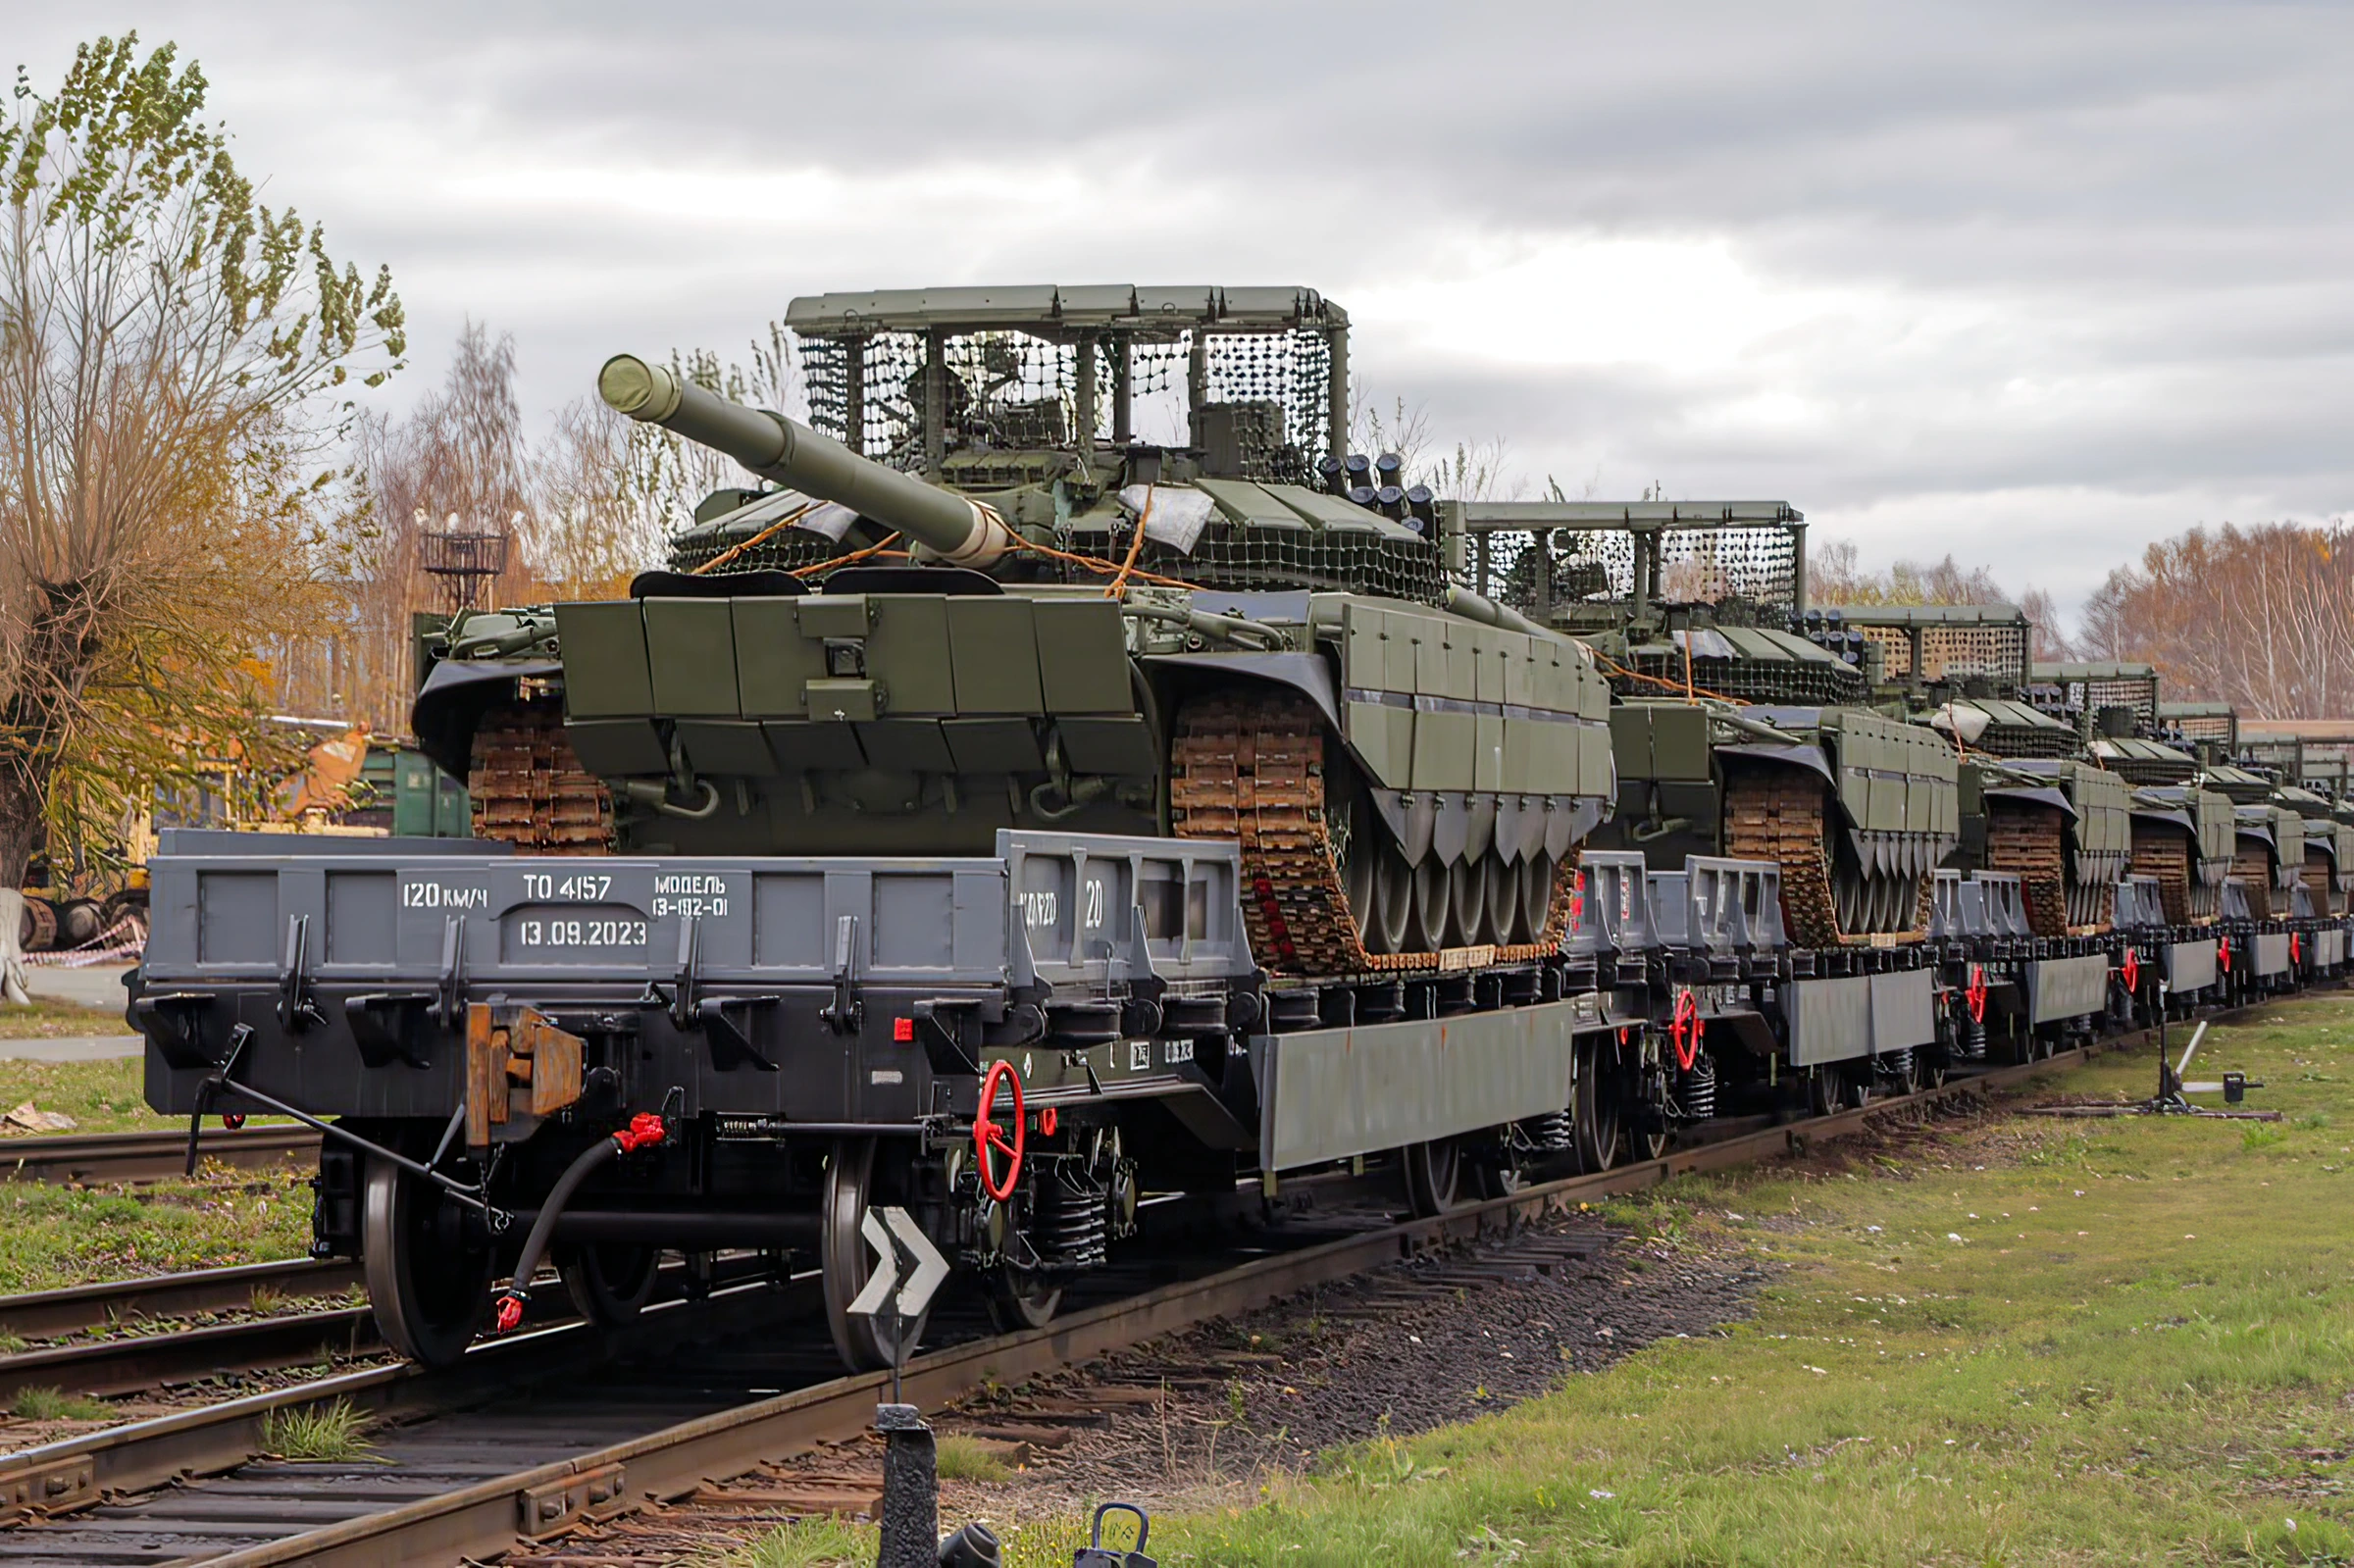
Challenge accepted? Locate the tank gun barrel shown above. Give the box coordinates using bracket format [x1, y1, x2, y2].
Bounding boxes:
[597, 354, 1013, 568]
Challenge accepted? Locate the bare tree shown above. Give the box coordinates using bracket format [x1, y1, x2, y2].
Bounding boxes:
[0, 35, 401, 997]
[333, 322, 536, 729]
[2017, 586, 2077, 662]
[1348, 391, 1434, 476]
[524, 396, 664, 599]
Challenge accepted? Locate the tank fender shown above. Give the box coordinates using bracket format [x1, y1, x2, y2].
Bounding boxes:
[1142, 651, 1341, 732]
[1984, 783, 2077, 820]
[2131, 804, 2197, 836]
[411, 657, 564, 781]
[1715, 740, 1833, 785]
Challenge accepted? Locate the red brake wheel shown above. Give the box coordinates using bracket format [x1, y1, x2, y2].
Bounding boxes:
[974, 1060, 1025, 1203]
[1668, 989, 1703, 1071]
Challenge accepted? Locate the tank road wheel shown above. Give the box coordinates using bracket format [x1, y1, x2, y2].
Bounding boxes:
[1409, 855, 1451, 950]
[822, 1138, 928, 1371]
[1402, 1138, 1465, 1217]
[1371, 840, 1415, 954]
[1485, 859, 1523, 946]
[1338, 793, 1379, 945]
[1518, 855, 1556, 946]
[364, 1157, 493, 1367]
[557, 1243, 660, 1328]
[1450, 857, 1493, 946]
[1570, 1036, 1621, 1173]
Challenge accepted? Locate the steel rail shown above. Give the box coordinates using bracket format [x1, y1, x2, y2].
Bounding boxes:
[0, 1259, 360, 1341]
[0, 1273, 813, 1521]
[0, 1308, 380, 1402]
[0, 1127, 318, 1186]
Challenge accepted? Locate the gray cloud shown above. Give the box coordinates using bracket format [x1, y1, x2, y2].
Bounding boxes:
[5, 1, 2349, 615]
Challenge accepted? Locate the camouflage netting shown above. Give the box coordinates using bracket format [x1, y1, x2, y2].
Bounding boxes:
[1077, 509, 1446, 605]
[1852, 620, 2028, 685]
[2029, 668, 2160, 727]
[2162, 708, 2236, 744]
[802, 329, 1080, 468]
[798, 326, 1332, 484]
[1469, 524, 1801, 621]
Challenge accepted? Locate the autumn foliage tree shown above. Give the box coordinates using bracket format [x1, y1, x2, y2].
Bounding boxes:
[2078, 522, 2354, 719]
[0, 35, 402, 995]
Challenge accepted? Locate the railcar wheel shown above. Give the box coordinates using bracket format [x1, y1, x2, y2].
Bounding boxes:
[363, 1157, 493, 1367]
[1401, 1138, 1464, 1216]
[1570, 1037, 1620, 1173]
[984, 1266, 1064, 1334]
[1841, 1063, 1874, 1109]
[1806, 1066, 1841, 1118]
[822, 1138, 928, 1371]
[557, 1242, 660, 1327]
[1878, 1047, 1921, 1098]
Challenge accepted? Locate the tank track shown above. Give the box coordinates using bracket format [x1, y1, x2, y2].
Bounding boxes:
[1168, 692, 1573, 980]
[1988, 798, 2070, 938]
[2231, 843, 2276, 921]
[1721, 768, 1927, 949]
[469, 695, 614, 854]
[2133, 823, 2200, 926]
[2303, 848, 2340, 917]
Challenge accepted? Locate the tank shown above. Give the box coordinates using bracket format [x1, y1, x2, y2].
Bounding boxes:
[411, 286, 1616, 976]
[1451, 505, 1958, 947]
[1825, 605, 2151, 936]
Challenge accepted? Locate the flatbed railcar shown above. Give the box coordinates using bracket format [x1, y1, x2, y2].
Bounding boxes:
[131, 826, 2350, 1371]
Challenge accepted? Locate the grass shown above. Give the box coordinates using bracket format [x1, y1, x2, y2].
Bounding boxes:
[259, 1397, 377, 1462]
[0, 1050, 294, 1136]
[745, 996, 2354, 1565]
[0, 1163, 314, 1295]
[732, 1517, 878, 1567]
[0, 994, 132, 1041]
[0, 1056, 157, 1135]
[935, 1433, 1016, 1484]
[9, 1386, 113, 1422]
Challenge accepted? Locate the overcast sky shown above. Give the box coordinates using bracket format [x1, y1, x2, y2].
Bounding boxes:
[11, 2, 2350, 620]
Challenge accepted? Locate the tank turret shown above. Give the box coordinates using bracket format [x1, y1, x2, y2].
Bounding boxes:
[598, 354, 1017, 568]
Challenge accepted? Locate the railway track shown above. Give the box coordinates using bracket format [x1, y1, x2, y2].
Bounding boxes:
[0, 1261, 358, 1343]
[0, 1129, 318, 1187]
[0, 1018, 2199, 1568]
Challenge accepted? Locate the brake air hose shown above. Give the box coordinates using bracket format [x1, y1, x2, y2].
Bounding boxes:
[493, 1113, 667, 1333]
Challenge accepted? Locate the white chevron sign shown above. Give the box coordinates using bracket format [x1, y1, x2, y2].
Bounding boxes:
[845, 1204, 950, 1323]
